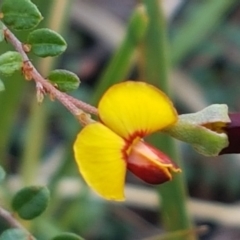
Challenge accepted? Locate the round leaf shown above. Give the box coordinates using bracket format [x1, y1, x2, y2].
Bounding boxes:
[12, 186, 50, 220]
[0, 229, 33, 240]
[52, 233, 84, 240]
[48, 69, 80, 92]
[0, 165, 6, 182]
[1, 0, 43, 30]
[28, 28, 67, 57]
[0, 51, 22, 76]
[0, 79, 5, 92]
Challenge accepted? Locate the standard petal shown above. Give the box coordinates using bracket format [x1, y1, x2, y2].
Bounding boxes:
[73, 122, 127, 201]
[98, 81, 177, 140]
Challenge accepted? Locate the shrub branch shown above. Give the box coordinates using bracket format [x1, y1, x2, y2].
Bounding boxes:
[2, 23, 98, 125]
[0, 206, 35, 239]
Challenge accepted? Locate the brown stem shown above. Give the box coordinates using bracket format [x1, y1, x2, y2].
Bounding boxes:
[0, 206, 35, 239]
[2, 24, 98, 122]
[63, 93, 98, 115]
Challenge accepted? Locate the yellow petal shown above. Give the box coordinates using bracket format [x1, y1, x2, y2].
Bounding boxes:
[73, 122, 127, 201]
[98, 81, 177, 140]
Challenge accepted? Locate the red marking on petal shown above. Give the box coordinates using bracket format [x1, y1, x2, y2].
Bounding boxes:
[125, 130, 147, 143]
[121, 131, 146, 160]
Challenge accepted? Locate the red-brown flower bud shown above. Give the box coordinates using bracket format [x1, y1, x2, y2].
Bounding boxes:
[220, 113, 240, 154]
[127, 140, 181, 184]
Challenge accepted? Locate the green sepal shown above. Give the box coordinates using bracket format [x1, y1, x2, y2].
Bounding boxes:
[1, 0, 43, 30]
[0, 229, 34, 240]
[0, 21, 4, 42]
[51, 233, 85, 240]
[165, 104, 230, 156]
[11, 186, 50, 220]
[48, 69, 80, 92]
[0, 51, 22, 76]
[27, 28, 67, 57]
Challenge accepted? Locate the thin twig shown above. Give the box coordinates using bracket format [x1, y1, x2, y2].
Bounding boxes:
[0, 206, 35, 239]
[0, 206, 23, 228]
[63, 93, 98, 115]
[2, 23, 98, 123]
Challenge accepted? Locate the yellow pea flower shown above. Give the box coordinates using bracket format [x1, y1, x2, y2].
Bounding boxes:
[73, 81, 181, 201]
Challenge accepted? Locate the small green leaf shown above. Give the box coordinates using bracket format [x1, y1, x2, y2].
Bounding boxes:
[0, 165, 6, 182]
[12, 186, 50, 220]
[0, 229, 33, 240]
[1, 0, 43, 30]
[0, 22, 4, 42]
[0, 79, 5, 91]
[27, 28, 67, 57]
[0, 51, 22, 76]
[48, 69, 80, 92]
[51, 233, 85, 240]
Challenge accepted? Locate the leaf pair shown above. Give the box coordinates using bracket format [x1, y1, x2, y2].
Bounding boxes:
[1, 0, 67, 57]
[0, 0, 80, 92]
